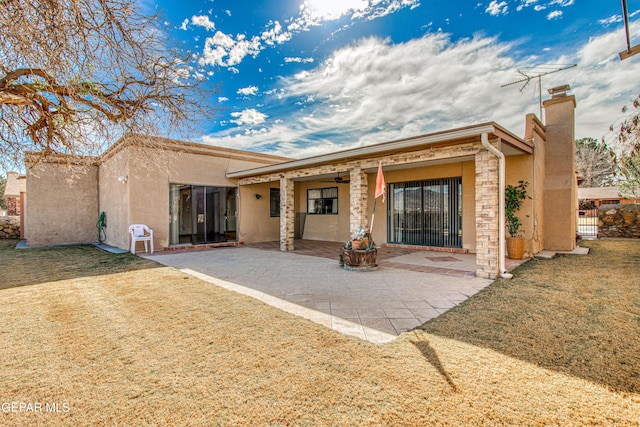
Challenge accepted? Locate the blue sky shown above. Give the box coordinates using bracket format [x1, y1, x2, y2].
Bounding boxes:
[149, 0, 640, 158]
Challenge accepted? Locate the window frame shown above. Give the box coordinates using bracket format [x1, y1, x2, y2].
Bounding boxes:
[270, 188, 280, 218]
[307, 186, 339, 215]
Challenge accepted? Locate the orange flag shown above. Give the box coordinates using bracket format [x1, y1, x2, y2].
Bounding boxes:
[375, 162, 386, 203]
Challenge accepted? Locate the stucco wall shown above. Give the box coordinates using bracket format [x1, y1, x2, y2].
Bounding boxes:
[505, 153, 537, 257]
[238, 182, 280, 243]
[542, 95, 577, 251]
[100, 144, 281, 250]
[500, 114, 548, 258]
[99, 147, 131, 250]
[26, 162, 99, 246]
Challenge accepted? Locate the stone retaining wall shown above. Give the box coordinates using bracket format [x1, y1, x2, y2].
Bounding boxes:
[0, 216, 20, 239]
[598, 204, 640, 238]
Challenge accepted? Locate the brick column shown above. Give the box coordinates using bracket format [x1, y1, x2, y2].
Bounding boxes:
[475, 148, 500, 279]
[349, 166, 368, 237]
[280, 176, 295, 251]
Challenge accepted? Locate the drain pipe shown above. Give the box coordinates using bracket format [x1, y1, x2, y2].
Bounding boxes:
[481, 132, 513, 279]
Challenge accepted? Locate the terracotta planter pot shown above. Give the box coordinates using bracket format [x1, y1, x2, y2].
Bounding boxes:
[506, 237, 525, 260]
[351, 239, 369, 250]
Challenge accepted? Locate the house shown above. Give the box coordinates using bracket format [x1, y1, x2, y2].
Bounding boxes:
[24, 85, 579, 279]
[4, 172, 26, 216]
[3, 171, 26, 239]
[578, 186, 640, 207]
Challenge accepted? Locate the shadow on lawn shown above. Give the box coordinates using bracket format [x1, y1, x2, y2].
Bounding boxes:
[419, 240, 640, 394]
[410, 335, 458, 392]
[0, 239, 161, 290]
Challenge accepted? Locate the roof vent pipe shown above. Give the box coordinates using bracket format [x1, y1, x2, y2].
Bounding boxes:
[481, 132, 513, 279]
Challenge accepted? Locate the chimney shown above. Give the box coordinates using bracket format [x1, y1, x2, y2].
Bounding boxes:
[542, 84, 577, 251]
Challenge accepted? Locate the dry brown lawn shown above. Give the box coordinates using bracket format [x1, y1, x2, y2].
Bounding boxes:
[0, 239, 639, 426]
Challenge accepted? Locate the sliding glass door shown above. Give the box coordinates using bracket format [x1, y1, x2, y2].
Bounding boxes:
[169, 184, 237, 245]
[388, 177, 462, 248]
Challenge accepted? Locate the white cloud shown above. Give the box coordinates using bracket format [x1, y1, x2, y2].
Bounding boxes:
[210, 31, 235, 49]
[599, 15, 623, 26]
[517, 0, 538, 11]
[261, 21, 292, 46]
[237, 86, 259, 96]
[549, 0, 573, 6]
[486, 1, 508, 16]
[290, 0, 421, 30]
[201, 26, 640, 159]
[179, 19, 189, 30]
[547, 10, 563, 20]
[230, 109, 268, 126]
[302, 0, 369, 21]
[284, 57, 315, 63]
[191, 15, 216, 31]
[518, 0, 574, 13]
[192, 0, 419, 70]
[218, 97, 229, 102]
[199, 31, 262, 67]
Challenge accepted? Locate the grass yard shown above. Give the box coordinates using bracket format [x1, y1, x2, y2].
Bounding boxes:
[0, 239, 639, 426]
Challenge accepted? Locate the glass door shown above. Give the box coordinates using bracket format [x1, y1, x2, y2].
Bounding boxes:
[387, 177, 462, 248]
[169, 185, 237, 245]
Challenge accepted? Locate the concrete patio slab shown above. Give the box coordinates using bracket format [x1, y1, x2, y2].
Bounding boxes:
[146, 244, 497, 344]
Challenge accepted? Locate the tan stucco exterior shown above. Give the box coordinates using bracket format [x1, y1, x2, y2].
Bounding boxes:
[25, 159, 99, 246]
[543, 94, 578, 251]
[25, 136, 289, 250]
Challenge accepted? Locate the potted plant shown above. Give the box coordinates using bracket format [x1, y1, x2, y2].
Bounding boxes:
[505, 180, 528, 260]
[340, 227, 378, 270]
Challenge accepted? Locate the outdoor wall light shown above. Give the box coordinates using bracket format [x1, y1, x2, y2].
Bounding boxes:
[118, 175, 128, 184]
[254, 194, 262, 199]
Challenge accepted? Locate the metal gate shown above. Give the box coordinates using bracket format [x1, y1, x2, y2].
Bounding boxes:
[577, 209, 598, 239]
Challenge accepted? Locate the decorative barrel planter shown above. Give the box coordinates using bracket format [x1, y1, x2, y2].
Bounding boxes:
[506, 237, 525, 260]
[341, 248, 378, 271]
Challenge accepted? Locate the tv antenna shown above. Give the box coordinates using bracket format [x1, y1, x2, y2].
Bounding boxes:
[501, 63, 576, 119]
[620, 0, 640, 60]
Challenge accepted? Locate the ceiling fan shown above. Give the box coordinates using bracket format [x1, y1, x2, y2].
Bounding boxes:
[322, 172, 350, 184]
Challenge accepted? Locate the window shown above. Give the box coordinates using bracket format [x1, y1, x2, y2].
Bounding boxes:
[270, 188, 280, 217]
[307, 187, 338, 214]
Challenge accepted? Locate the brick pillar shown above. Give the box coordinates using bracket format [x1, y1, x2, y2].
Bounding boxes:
[349, 167, 368, 237]
[279, 176, 295, 251]
[475, 148, 500, 279]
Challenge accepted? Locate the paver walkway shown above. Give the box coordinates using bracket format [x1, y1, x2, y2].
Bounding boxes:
[147, 241, 520, 344]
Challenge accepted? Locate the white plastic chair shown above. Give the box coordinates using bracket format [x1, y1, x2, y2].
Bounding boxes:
[128, 224, 154, 254]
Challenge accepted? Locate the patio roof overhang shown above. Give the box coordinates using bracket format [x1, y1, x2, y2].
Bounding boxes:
[226, 122, 532, 180]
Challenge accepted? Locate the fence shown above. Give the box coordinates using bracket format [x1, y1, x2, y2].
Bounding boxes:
[0, 216, 20, 239]
[577, 209, 598, 239]
[598, 204, 640, 239]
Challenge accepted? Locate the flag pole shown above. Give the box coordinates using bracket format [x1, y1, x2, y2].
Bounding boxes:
[370, 197, 377, 241]
[370, 161, 386, 245]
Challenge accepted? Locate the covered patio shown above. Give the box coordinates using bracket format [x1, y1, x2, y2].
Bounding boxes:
[147, 240, 527, 344]
[229, 122, 538, 280]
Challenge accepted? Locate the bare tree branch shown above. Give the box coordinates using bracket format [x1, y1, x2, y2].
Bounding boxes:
[602, 93, 640, 198]
[0, 0, 215, 171]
